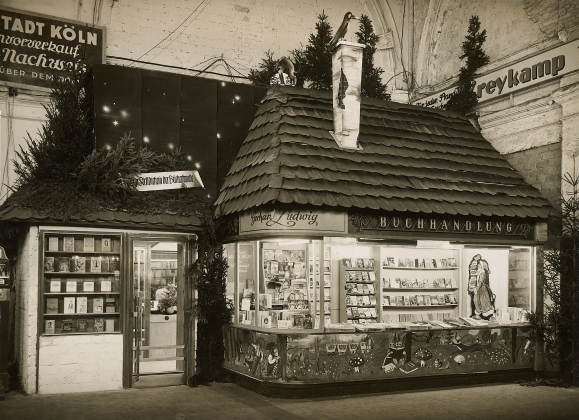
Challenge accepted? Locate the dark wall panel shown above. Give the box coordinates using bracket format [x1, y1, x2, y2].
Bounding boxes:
[93, 65, 142, 149]
[217, 82, 256, 188]
[180, 77, 218, 199]
[141, 70, 182, 154]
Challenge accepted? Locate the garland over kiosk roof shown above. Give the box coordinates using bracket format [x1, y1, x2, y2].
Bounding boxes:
[215, 85, 551, 220]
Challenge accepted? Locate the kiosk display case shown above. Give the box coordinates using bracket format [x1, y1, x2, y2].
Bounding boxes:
[41, 232, 122, 335]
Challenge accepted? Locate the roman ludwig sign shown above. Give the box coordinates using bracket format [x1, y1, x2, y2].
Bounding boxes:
[349, 213, 534, 238]
[239, 208, 348, 235]
[0, 7, 105, 88]
[136, 170, 204, 191]
[413, 38, 579, 109]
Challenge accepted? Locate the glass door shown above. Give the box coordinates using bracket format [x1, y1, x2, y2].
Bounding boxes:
[131, 240, 186, 387]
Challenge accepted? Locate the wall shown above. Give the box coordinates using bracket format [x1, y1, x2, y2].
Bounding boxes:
[14, 226, 39, 394]
[38, 334, 123, 394]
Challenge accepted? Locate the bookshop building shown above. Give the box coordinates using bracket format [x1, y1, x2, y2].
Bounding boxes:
[214, 42, 552, 397]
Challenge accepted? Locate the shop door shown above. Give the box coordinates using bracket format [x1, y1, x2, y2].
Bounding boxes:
[131, 240, 186, 387]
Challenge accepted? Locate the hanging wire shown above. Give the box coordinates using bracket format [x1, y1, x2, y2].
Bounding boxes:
[128, 0, 213, 67]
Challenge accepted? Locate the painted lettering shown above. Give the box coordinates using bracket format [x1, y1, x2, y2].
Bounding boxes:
[430, 219, 436, 229]
[477, 82, 486, 98]
[405, 218, 412, 229]
[506, 223, 512, 233]
[532, 60, 551, 79]
[465, 221, 472, 231]
[508, 69, 519, 87]
[495, 76, 507, 94]
[380, 216, 387, 228]
[440, 220, 448, 230]
[50, 25, 62, 39]
[520, 67, 531, 83]
[393, 217, 400, 228]
[453, 220, 460, 231]
[477, 221, 484, 232]
[485, 80, 496, 94]
[552, 55, 565, 76]
[417, 219, 424, 229]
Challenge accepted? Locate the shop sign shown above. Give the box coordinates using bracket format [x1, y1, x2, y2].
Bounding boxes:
[0, 7, 105, 88]
[239, 208, 348, 235]
[413, 38, 579, 109]
[349, 214, 534, 238]
[135, 170, 204, 191]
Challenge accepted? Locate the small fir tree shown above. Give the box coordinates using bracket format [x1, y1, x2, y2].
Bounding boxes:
[301, 11, 334, 91]
[247, 50, 278, 87]
[445, 16, 490, 114]
[355, 15, 390, 100]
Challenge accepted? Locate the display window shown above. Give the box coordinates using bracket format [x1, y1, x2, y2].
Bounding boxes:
[226, 238, 536, 331]
[226, 239, 323, 330]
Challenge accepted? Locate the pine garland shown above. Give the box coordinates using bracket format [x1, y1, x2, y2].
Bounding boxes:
[355, 15, 390, 101]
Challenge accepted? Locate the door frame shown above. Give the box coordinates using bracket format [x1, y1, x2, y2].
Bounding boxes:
[122, 233, 196, 388]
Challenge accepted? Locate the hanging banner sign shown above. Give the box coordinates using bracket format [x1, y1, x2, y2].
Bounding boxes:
[135, 170, 204, 191]
[0, 6, 105, 88]
[413, 39, 579, 109]
[349, 213, 534, 238]
[239, 208, 348, 235]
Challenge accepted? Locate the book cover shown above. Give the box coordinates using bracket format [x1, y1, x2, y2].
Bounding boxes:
[382, 278, 390, 288]
[432, 278, 440, 288]
[83, 281, 94, 292]
[369, 295, 377, 306]
[409, 295, 418, 306]
[63, 237, 75, 252]
[444, 278, 452, 288]
[83, 237, 95, 252]
[369, 308, 377, 317]
[61, 319, 73, 333]
[405, 258, 414, 268]
[48, 237, 59, 252]
[72, 256, 86, 273]
[399, 278, 408, 288]
[403, 296, 411, 306]
[398, 258, 406, 267]
[361, 271, 369, 281]
[431, 295, 439, 305]
[417, 295, 424, 305]
[436, 259, 443, 269]
[449, 293, 458, 304]
[438, 294, 446, 304]
[346, 307, 353, 317]
[45, 320, 55, 334]
[94, 318, 104, 332]
[77, 318, 88, 332]
[93, 297, 104, 313]
[368, 271, 376, 281]
[387, 257, 395, 267]
[356, 258, 364, 268]
[383, 296, 390, 306]
[101, 237, 111, 252]
[46, 298, 59, 314]
[352, 307, 360, 317]
[66, 280, 77, 292]
[440, 258, 449, 268]
[105, 319, 114, 332]
[90, 257, 102, 273]
[77, 297, 88, 313]
[362, 284, 369, 294]
[431, 259, 438, 268]
[424, 259, 432, 268]
[357, 296, 365, 306]
[342, 258, 352, 267]
[448, 257, 457, 267]
[367, 284, 375, 293]
[58, 257, 70, 272]
[100, 280, 112, 292]
[424, 295, 431, 305]
[44, 256, 55, 272]
[363, 308, 372, 317]
[64, 297, 75, 314]
[362, 295, 371, 305]
[50, 280, 61, 293]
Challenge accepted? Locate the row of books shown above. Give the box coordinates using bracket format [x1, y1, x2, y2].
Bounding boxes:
[263, 260, 306, 276]
[45, 318, 114, 334]
[383, 294, 458, 306]
[47, 236, 114, 253]
[383, 257, 457, 268]
[46, 297, 116, 314]
[345, 283, 375, 294]
[342, 258, 376, 269]
[346, 307, 378, 318]
[238, 309, 313, 329]
[346, 294, 377, 306]
[48, 280, 113, 293]
[45, 256, 120, 273]
[382, 277, 457, 289]
[381, 312, 454, 324]
[344, 271, 376, 282]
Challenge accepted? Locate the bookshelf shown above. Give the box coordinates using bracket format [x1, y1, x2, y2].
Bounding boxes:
[380, 247, 461, 323]
[41, 232, 122, 335]
[339, 259, 379, 323]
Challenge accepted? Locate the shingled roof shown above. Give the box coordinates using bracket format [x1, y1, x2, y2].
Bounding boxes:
[215, 86, 551, 219]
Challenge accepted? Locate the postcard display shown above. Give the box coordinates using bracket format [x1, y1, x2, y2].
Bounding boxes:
[339, 258, 379, 324]
[258, 243, 317, 329]
[42, 233, 121, 334]
[380, 247, 460, 323]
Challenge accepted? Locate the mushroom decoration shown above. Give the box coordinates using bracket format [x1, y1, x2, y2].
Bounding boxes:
[414, 348, 433, 368]
[454, 354, 466, 365]
[349, 356, 365, 373]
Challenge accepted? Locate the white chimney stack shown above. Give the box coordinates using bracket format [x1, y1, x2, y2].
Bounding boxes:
[330, 41, 365, 150]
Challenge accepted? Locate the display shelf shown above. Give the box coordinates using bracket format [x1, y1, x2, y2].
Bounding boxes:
[41, 232, 122, 335]
[383, 287, 458, 291]
[382, 267, 458, 270]
[340, 258, 379, 323]
[383, 305, 458, 309]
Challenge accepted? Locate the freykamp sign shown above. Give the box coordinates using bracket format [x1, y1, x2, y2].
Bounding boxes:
[349, 214, 534, 238]
[239, 208, 348, 235]
[0, 7, 105, 88]
[136, 170, 204, 192]
[414, 38, 579, 109]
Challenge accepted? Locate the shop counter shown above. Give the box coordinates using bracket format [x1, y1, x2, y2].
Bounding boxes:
[223, 324, 536, 397]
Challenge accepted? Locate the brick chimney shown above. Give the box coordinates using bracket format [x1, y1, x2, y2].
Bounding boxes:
[330, 41, 365, 150]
